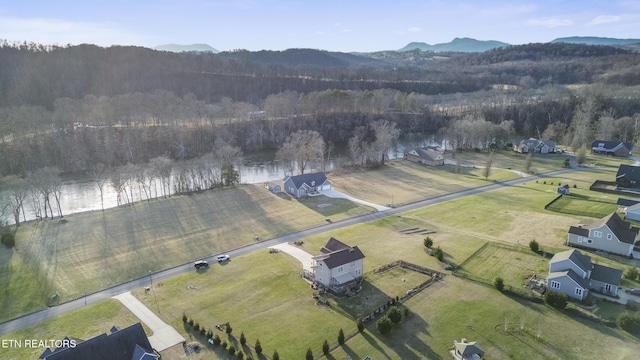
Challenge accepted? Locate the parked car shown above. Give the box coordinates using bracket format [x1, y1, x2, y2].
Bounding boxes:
[625, 288, 640, 296]
[194, 260, 209, 269]
[216, 254, 230, 262]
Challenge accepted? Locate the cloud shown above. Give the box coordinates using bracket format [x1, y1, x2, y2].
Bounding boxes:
[588, 15, 621, 25]
[0, 16, 152, 46]
[407, 26, 423, 33]
[528, 18, 572, 28]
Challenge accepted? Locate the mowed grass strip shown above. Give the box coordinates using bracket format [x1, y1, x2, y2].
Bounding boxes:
[0, 299, 149, 360]
[4, 184, 370, 322]
[546, 193, 618, 218]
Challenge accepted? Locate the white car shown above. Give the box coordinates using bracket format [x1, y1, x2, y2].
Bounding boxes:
[216, 254, 230, 262]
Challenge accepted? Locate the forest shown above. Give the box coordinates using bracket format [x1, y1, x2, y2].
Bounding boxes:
[1, 40, 640, 225]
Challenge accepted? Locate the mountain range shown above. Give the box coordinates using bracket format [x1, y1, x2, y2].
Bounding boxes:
[155, 36, 640, 55]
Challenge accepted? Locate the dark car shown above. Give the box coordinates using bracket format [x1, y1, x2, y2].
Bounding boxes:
[624, 288, 640, 296]
[194, 260, 209, 269]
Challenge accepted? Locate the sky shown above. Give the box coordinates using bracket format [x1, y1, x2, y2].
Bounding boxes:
[1, 0, 639, 52]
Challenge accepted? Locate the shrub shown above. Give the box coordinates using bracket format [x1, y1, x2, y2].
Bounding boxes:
[404, 308, 410, 317]
[377, 316, 393, 335]
[544, 290, 568, 309]
[193, 322, 200, 332]
[199, 327, 206, 335]
[433, 246, 444, 262]
[225, 322, 233, 334]
[357, 318, 364, 332]
[213, 335, 221, 345]
[305, 347, 313, 360]
[1, 233, 15, 248]
[237, 350, 244, 360]
[323, 339, 330, 355]
[254, 339, 262, 355]
[228, 345, 236, 355]
[529, 239, 539, 253]
[273, 350, 280, 360]
[182, 313, 188, 323]
[423, 236, 433, 248]
[564, 158, 571, 168]
[387, 306, 402, 324]
[188, 318, 194, 327]
[573, 184, 577, 188]
[617, 312, 640, 333]
[338, 328, 345, 345]
[221, 341, 228, 349]
[625, 267, 639, 281]
[240, 332, 246, 346]
[494, 277, 505, 292]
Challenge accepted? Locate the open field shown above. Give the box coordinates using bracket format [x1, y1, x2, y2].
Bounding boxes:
[452, 149, 570, 174]
[331, 159, 519, 207]
[1, 184, 371, 322]
[0, 299, 150, 360]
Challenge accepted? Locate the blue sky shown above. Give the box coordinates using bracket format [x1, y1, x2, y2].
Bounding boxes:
[1, 1, 639, 52]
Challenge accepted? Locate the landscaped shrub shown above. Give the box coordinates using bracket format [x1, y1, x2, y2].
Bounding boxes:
[433, 246, 444, 262]
[625, 267, 639, 281]
[305, 347, 313, 360]
[357, 318, 364, 332]
[240, 332, 246, 346]
[544, 290, 568, 309]
[529, 239, 539, 253]
[221, 341, 228, 349]
[423, 236, 433, 248]
[376, 316, 393, 335]
[193, 322, 200, 331]
[182, 313, 188, 323]
[228, 345, 236, 355]
[199, 327, 206, 335]
[494, 277, 505, 292]
[323, 339, 330, 355]
[617, 312, 640, 333]
[225, 322, 233, 334]
[237, 350, 244, 360]
[338, 328, 345, 345]
[188, 318, 194, 327]
[404, 308, 410, 317]
[213, 335, 221, 345]
[1, 233, 15, 248]
[254, 339, 262, 355]
[387, 306, 402, 324]
[273, 350, 280, 360]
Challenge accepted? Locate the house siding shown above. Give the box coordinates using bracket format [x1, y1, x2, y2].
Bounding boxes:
[549, 259, 588, 278]
[567, 228, 633, 256]
[547, 275, 588, 301]
[590, 279, 619, 296]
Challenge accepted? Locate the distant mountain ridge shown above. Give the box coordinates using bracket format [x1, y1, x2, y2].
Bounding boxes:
[154, 44, 219, 53]
[551, 36, 640, 46]
[399, 37, 509, 53]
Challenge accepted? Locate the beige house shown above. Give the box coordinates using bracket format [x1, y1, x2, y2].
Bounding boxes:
[404, 147, 445, 166]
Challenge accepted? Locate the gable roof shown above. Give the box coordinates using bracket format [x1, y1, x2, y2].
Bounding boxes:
[405, 147, 444, 162]
[42, 323, 156, 360]
[318, 238, 365, 269]
[616, 164, 640, 182]
[548, 270, 590, 289]
[617, 198, 640, 207]
[591, 264, 623, 287]
[568, 225, 589, 237]
[550, 249, 592, 272]
[454, 340, 484, 357]
[286, 172, 329, 190]
[570, 212, 638, 245]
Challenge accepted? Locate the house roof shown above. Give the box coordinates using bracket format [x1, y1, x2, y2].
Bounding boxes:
[617, 198, 640, 207]
[550, 249, 592, 272]
[285, 172, 330, 190]
[548, 270, 590, 289]
[568, 226, 589, 237]
[405, 147, 444, 162]
[318, 238, 365, 269]
[591, 264, 623, 287]
[616, 164, 640, 182]
[570, 212, 638, 245]
[42, 323, 156, 360]
[454, 340, 484, 357]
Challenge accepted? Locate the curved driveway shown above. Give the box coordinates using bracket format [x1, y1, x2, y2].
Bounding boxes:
[0, 167, 577, 336]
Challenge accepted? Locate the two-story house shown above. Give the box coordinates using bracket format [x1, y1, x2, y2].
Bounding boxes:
[312, 238, 365, 292]
[567, 212, 638, 257]
[546, 249, 623, 300]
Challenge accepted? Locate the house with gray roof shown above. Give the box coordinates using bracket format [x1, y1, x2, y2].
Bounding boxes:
[39, 323, 158, 360]
[592, 140, 633, 157]
[312, 237, 365, 292]
[404, 147, 445, 166]
[567, 212, 638, 257]
[514, 138, 555, 154]
[283, 172, 332, 198]
[546, 249, 623, 300]
[452, 338, 484, 359]
[616, 164, 640, 189]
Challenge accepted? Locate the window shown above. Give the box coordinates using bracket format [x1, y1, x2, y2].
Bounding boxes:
[350, 261, 355, 267]
[550, 281, 560, 289]
[337, 266, 343, 273]
[587, 239, 593, 244]
[593, 231, 602, 238]
[355, 269, 361, 276]
[605, 284, 612, 292]
[577, 237, 583, 243]
[607, 233, 612, 240]
[575, 288, 583, 297]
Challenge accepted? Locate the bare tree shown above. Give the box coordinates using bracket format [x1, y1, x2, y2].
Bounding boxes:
[89, 163, 109, 211]
[276, 130, 325, 175]
[1, 175, 29, 226]
[371, 120, 400, 165]
[29, 167, 61, 218]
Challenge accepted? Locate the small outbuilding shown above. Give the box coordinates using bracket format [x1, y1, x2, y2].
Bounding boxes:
[451, 339, 484, 360]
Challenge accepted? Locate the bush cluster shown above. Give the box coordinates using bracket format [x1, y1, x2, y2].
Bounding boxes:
[1, 233, 15, 248]
[544, 290, 568, 309]
[617, 312, 640, 333]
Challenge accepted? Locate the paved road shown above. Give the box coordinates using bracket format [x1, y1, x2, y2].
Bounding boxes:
[0, 167, 576, 336]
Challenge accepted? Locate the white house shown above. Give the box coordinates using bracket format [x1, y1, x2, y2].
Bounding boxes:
[312, 238, 365, 291]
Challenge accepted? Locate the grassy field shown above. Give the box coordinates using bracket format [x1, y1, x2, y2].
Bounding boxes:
[1, 184, 371, 322]
[0, 299, 150, 360]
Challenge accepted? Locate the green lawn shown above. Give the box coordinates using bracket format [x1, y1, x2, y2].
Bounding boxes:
[0, 299, 150, 360]
[546, 193, 618, 218]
